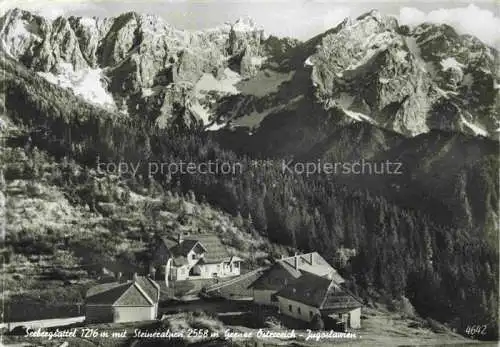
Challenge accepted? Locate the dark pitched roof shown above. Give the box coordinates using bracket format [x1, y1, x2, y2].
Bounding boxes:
[249, 253, 344, 291]
[85, 282, 131, 305]
[172, 239, 202, 256]
[275, 272, 362, 310]
[162, 238, 206, 266]
[248, 260, 302, 291]
[281, 252, 345, 283]
[161, 237, 178, 250]
[160, 234, 232, 265]
[134, 276, 160, 303]
[114, 285, 151, 306]
[183, 234, 230, 263]
[85, 276, 160, 306]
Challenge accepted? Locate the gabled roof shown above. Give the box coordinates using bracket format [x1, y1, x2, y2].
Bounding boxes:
[160, 237, 178, 250]
[114, 284, 152, 306]
[85, 276, 160, 306]
[85, 282, 131, 305]
[171, 239, 207, 257]
[248, 260, 302, 291]
[249, 252, 345, 291]
[183, 234, 230, 263]
[134, 276, 160, 303]
[275, 272, 362, 311]
[160, 234, 234, 265]
[281, 252, 345, 283]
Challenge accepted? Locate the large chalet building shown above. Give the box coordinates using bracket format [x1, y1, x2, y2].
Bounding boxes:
[150, 233, 243, 285]
[249, 252, 362, 329]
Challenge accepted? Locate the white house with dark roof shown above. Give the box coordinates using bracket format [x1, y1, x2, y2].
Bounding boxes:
[275, 272, 362, 329]
[85, 275, 160, 323]
[248, 252, 344, 306]
[249, 252, 362, 328]
[151, 233, 243, 284]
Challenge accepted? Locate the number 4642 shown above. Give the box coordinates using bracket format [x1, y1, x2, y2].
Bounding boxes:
[465, 325, 487, 336]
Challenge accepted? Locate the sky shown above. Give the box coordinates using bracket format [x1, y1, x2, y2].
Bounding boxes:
[1, 0, 499, 47]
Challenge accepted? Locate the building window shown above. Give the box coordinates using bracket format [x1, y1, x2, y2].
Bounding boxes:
[192, 254, 196, 260]
[288, 305, 292, 312]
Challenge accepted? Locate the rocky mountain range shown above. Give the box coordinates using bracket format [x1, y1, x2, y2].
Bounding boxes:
[1, 8, 498, 142]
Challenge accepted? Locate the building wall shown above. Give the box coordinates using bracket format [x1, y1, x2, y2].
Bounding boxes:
[187, 248, 205, 267]
[171, 261, 241, 281]
[222, 262, 241, 277]
[175, 265, 190, 281]
[85, 305, 114, 323]
[112, 306, 155, 323]
[199, 263, 222, 279]
[277, 297, 320, 322]
[348, 307, 361, 329]
[253, 289, 278, 306]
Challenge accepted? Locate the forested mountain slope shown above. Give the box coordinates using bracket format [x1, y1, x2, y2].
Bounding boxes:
[1, 43, 498, 339]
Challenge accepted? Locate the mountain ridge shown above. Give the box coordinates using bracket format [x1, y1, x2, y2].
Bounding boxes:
[0, 7, 498, 142]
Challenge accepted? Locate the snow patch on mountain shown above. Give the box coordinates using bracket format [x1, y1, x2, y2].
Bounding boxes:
[440, 57, 464, 71]
[342, 108, 376, 124]
[461, 115, 488, 137]
[142, 86, 163, 98]
[346, 49, 378, 71]
[37, 63, 116, 110]
[304, 56, 314, 67]
[195, 68, 241, 96]
[206, 122, 227, 131]
[188, 100, 212, 125]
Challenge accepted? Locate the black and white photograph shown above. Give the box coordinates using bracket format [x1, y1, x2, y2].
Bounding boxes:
[0, 0, 498, 346]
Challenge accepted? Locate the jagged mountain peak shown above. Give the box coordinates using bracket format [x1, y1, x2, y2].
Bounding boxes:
[231, 16, 258, 31]
[0, 7, 269, 124]
[304, 7, 499, 139]
[355, 9, 383, 22]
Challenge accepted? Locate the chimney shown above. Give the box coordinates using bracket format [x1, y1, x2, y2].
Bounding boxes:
[294, 253, 299, 270]
[133, 272, 138, 282]
[116, 272, 123, 282]
[177, 233, 184, 244]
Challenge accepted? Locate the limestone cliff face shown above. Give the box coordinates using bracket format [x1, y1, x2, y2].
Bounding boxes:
[308, 10, 499, 138]
[0, 9, 266, 126]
